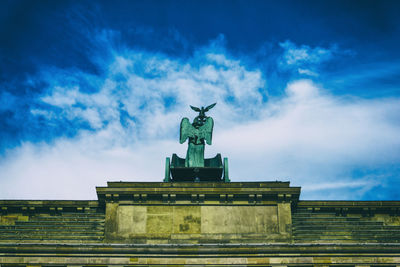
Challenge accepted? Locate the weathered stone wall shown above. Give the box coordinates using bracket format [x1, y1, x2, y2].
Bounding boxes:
[294, 201, 400, 243]
[1, 182, 400, 266]
[0, 200, 104, 243]
[0, 213, 29, 225]
[100, 182, 296, 243]
[105, 203, 291, 243]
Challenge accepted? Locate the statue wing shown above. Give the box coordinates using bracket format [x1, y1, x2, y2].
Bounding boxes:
[198, 117, 214, 145]
[204, 103, 216, 112]
[190, 105, 201, 112]
[180, 117, 195, 144]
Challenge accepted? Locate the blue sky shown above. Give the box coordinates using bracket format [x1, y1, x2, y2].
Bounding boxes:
[1, 0, 400, 200]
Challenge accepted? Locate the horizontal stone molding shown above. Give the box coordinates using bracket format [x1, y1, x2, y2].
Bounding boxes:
[297, 201, 400, 215]
[96, 181, 301, 205]
[1, 242, 400, 255]
[0, 200, 100, 214]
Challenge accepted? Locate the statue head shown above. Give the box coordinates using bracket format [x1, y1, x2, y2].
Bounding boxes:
[192, 115, 206, 128]
[190, 103, 216, 128]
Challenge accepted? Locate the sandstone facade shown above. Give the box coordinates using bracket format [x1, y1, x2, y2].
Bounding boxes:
[1, 181, 399, 266]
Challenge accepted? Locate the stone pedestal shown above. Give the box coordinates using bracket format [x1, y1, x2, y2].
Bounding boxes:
[96, 181, 300, 244]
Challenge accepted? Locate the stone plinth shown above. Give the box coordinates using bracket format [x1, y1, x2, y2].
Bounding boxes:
[96, 181, 300, 243]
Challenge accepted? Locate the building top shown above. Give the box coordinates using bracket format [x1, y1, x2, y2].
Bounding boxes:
[1, 181, 400, 247]
[96, 181, 301, 205]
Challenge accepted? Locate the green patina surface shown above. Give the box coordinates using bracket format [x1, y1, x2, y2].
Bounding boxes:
[166, 103, 230, 182]
[180, 103, 216, 168]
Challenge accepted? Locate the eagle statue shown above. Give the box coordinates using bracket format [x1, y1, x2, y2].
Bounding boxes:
[180, 103, 216, 167]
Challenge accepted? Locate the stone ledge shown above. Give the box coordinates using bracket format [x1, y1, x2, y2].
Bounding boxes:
[106, 181, 292, 188]
[0, 200, 101, 214]
[298, 201, 400, 208]
[297, 201, 400, 215]
[96, 181, 301, 205]
[1, 242, 400, 254]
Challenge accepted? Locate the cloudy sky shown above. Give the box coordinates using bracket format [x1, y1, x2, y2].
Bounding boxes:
[1, 0, 400, 200]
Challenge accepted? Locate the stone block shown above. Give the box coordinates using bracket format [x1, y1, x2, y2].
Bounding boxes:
[201, 206, 278, 234]
[173, 206, 201, 234]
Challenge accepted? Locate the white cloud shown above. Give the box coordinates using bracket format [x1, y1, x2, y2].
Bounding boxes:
[298, 68, 318, 77]
[41, 86, 80, 106]
[280, 40, 334, 65]
[211, 80, 400, 199]
[1, 43, 400, 200]
[278, 41, 345, 77]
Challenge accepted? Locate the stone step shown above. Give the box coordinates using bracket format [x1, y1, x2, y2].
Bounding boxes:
[293, 225, 400, 230]
[293, 230, 400, 236]
[0, 232, 104, 239]
[294, 238, 400, 243]
[293, 213, 342, 217]
[0, 231, 104, 237]
[56, 212, 104, 217]
[15, 221, 104, 226]
[31, 215, 104, 220]
[292, 217, 363, 221]
[292, 221, 383, 226]
[0, 239, 103, 244]
[294, 230, 400, 234]
[292, 224, 384, 231]
[0, 225, 104, 230]
[293, 234, 400, 239]
[294, 238, 400, 242]
[33, 213, 104, 217]
[293, 228, 400, 233]
[23, 219, 105, 223]
[0, 235, 104, 240]
[44, 215, 105, 220]
[295, 241, 400, 244]
[292, 217, 362, 220]
[0, 229, 104, 234]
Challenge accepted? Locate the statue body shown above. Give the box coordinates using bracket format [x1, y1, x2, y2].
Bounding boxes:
[180, 104, 215, 167]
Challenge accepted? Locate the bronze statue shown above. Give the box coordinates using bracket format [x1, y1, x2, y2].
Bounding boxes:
[180, 103, 216, 167]
[164, 103, 229, 182]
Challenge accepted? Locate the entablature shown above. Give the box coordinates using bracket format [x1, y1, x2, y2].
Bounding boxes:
[96, 181, 301, 205]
